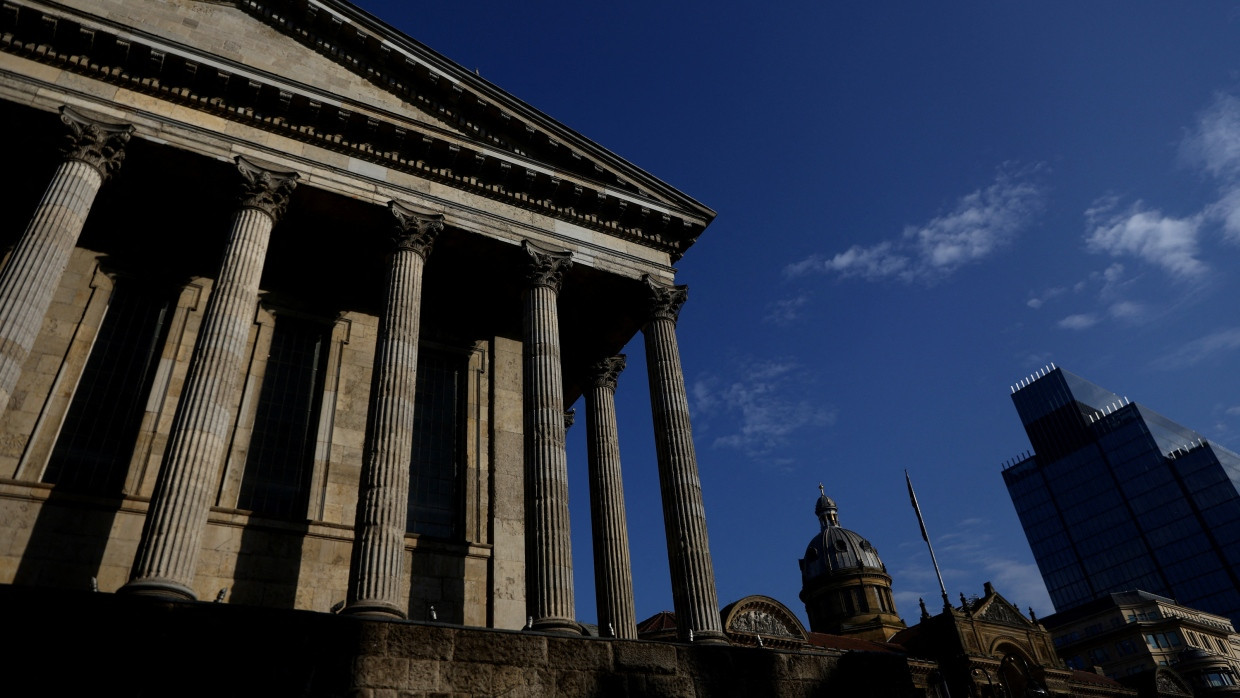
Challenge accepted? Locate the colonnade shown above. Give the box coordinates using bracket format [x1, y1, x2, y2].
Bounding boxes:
[2, 108, 723, 642]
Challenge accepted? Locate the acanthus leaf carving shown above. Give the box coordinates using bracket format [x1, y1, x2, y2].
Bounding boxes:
[60, 106, 134, 181]
[389, 201, 444, 258]
[523, 240, 572, 292]
[643, 275, 688, 325]
[588, 355, 626, 391]
[235, 156, 299, 222]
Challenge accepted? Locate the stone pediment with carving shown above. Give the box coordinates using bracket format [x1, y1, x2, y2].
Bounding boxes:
[720, 595, 809, 649]
[975, 596, 1033, 628]
[3, 0, 713, 260]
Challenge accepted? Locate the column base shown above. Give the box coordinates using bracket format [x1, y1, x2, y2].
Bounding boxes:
[526, 617, 589, 636]
[684, 630, 729, 645]
[116, 577, 197, 601]
[339, 599, 407, 620]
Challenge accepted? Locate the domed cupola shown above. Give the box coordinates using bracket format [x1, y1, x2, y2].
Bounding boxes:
[799, 484, 906, 642]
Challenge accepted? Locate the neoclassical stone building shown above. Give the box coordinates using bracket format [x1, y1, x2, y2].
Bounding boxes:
[0, 0, 723, 642]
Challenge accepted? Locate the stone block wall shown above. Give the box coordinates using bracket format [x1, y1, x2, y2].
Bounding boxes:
[1, 585, 923, 697]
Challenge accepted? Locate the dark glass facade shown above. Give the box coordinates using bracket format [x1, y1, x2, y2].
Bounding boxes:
[1004, 368, 1240, 627]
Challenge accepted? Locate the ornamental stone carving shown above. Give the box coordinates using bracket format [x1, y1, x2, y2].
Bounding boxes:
[60, 106, 134, 181]
[236, 156, 299, 221]
[643, 275, 688, 324]
[389, 201, 444, 258]
[732, 609, 799, 638]
[589, 355, 626, 391]
[563, 408, 576, 430]
[523, 240, 572, 291]
[977, 599, 1030, 627]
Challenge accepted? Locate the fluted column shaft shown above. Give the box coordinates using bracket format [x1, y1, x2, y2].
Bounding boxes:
[123, 157, 297, 600]
[0, 107, 131, 417]
[643, 276, 724, 643]
[344, 202, 442, 618]
[522, 240, 581, 634]
[586, 355, 638, 639]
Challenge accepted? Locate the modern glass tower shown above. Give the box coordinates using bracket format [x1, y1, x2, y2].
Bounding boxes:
[1003, 366, 1240, 627]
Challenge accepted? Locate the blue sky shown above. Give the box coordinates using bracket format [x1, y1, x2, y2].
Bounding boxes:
[356, 1, 1240, 628]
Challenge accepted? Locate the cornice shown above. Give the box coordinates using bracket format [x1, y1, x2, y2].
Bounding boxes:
[0, 0, 713, 261]
[272, 0, 715, 219]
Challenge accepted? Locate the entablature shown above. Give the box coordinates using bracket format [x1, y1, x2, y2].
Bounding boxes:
[0, 0, 713, 261]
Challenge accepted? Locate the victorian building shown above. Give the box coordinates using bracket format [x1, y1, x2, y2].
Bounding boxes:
[799, 485, 906, 642]
[1043, 590, 1240, 696]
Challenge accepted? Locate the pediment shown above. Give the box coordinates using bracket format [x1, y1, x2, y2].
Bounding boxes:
[720, 595, 809, 649]
[109, 0, 458, 135]
[975, 595, 1033, 628]
[4, 0, 713, 260]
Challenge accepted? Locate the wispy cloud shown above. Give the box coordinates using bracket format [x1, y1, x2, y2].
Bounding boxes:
[1180, 92, 1240, 180]
[763, 295, 810, 326]
[1026, 286, 1067, 310]
[1058, 313, 1098, 330]
[1108, 300, 1146, 320]
[1151, 328, 1240, 369]
[892, 517, 1052, 620]
[1083, 93, 1240, 282]
[1084, 198, 1206, 280]
[785, 165, 1044, 284]
[691, 359, 836, 462]
[1187, 93, 1240, 240]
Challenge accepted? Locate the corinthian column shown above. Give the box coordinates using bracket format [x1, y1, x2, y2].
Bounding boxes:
[0, 107, 132, 417]
[521, 240, 582, 634]
[586, 355, 638, 639]
[643, 275, 724, 643]
[343, 202, 443, 618]
[122, 156, 298, 600]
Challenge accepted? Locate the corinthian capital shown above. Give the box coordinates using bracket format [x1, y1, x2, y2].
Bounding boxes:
[643, 275, 688, 325]
[235, 156, 299, 221]
[588, 355, 627, 391]
[389, 201, 444, 258]
[60, 106, 134, 181]
[523, 240, 573, 292]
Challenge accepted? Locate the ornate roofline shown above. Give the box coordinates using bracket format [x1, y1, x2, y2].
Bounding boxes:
[0, 0, 714, 261]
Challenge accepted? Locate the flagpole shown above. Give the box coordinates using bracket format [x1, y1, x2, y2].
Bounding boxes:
[906, 470, 951, 611]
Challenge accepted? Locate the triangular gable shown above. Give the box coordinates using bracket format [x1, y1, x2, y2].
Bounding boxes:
[974, 592, 1035, 628]
[4, 0, 713, 260]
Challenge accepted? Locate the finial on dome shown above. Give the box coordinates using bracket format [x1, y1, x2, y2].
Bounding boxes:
[814, 483, 839, 530]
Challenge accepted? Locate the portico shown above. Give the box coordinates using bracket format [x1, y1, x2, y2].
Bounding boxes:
[0, 0, 720, 636]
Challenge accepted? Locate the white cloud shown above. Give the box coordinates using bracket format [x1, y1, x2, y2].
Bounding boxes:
[1108, 300, 1146, 321]
[1058, 313, 1098, 330]
[1151, 328, 1240, 369]
[1180, 93, 1240, 180]
[1210, 187, 1240, 241]
[786, 166, 1043, 284]
[692, 359, 836, 461]
[1085, 199, 1206, 280]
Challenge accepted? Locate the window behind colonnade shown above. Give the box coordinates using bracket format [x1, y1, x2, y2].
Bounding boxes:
[43, 280, 174, 494]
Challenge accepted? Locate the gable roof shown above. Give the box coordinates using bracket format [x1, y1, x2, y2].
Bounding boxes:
[2, 0, 714, 260]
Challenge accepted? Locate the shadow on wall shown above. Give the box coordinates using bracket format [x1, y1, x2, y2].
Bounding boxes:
[13, 488, 125, 592]
[230, 519, 308, 609]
